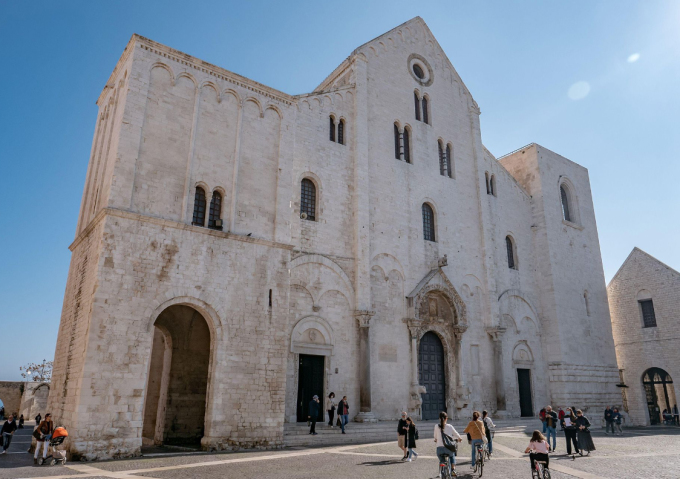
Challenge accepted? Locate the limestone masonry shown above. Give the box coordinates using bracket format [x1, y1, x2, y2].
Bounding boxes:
[608, 248, 680, 426]
[49, 17, 620, 459]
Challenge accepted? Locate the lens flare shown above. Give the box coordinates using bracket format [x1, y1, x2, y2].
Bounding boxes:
[567, 81, 590, 100]
[627, 53, 640, 63]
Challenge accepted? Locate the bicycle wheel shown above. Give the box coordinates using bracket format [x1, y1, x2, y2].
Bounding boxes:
[478, 460, 484, 477]
[543, 467, 551, 479]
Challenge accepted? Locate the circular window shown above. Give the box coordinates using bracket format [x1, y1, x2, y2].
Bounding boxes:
[407, 54, 433, 86]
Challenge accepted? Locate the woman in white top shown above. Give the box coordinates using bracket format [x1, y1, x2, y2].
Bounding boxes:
[434, 411, 462, 476]
[482, 410, 495, 456]
[524, 430, 550, 472]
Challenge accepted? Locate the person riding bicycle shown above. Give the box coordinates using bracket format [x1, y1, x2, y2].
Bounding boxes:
[524, 430, 550, 473]
[482, 410, 495, 457]
[463, 411, 486, 470]
[434, 411, 462, 476]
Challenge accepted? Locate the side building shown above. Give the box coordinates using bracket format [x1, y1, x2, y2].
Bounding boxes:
[48, 17, 620, 459]
[608, 248, 680, 425]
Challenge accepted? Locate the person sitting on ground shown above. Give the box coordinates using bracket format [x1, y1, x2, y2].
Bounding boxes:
[525, 430, 550, 472]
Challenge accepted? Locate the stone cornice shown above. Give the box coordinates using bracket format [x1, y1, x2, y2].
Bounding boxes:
[70, 207, 295, 252]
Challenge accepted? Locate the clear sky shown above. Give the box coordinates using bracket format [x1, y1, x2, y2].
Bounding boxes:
[0, 0, 678, 381]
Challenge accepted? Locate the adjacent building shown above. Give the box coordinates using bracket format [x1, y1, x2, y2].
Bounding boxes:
[48, 17, 620, 459]
[608, 248, 680, 425]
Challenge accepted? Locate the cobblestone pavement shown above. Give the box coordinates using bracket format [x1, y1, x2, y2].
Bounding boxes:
[2, 423, 679, 479]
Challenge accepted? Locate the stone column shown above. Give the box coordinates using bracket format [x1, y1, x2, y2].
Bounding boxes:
[452, 326, 470, 410]
[486, 328, 508, 414]
[354, 310, 377, 422]
[407, 325, 426, 418]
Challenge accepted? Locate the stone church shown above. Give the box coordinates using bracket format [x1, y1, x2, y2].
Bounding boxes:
[49, 17, 620, 459]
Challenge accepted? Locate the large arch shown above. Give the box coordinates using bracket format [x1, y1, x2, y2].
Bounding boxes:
[642, 367, 676, 425]
[142, 304, 213, 446]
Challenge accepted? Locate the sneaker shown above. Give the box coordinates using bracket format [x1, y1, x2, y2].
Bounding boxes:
[312, 433, 318, 436]
[341, 431, 346, 434]
[407, 458, 412, 462]
[0, 450, 5, 455]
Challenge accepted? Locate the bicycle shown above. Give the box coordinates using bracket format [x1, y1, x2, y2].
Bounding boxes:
[483, 429, 495, 461]
[439, 456, 457, 479]
[473, 442, 485, 477]
[531, 456, 551, 479]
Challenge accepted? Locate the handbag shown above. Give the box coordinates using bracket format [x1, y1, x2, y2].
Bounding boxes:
[439, 424, 458, 453]
[414, 427, 419, 440]
[336, 417, 341, 427]
[33, 428, 43, 441]
[475, 421, 488, 445]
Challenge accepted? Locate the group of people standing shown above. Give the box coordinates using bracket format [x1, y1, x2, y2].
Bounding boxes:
[307, 393, 351, 435]
[1, 411, 53, 462]
[604, 406, 624, 434]
[539, 405, 596, 456]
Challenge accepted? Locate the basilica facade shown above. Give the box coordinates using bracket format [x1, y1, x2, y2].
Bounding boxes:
[49, 17, 620, 459]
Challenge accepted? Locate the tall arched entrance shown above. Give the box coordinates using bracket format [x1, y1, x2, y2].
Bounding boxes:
[642, 368, 676, 425]
[419, 332, 446, 420]
[142, 305, 211, 446]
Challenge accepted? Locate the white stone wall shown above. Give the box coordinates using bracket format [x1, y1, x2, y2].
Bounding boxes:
[50, 18, 620, 459]
[608, 248, 680, 425]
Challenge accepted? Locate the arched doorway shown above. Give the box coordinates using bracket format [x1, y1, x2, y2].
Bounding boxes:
[142, 305, 212, 446]
[419, 332, 446, 420]
[642, 368, 676, 425]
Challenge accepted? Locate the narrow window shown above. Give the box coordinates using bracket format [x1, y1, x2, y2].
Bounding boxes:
[639, 299, 657, 328]
[446, 144, 453, 178]
[438, 141, 447, 176]
[268, 289, 273, 309]
[422, 203, 435, 242]
[490, 175, 496, 196]
[560, 185, 571, 222]
[403, 128, 411, 163]
[300, 178, 316, 221]
[414, 92, 421, 121]
[338, 119, 345, 145]
[485, 172, 490, 195]
[208, 191, 222, 230]
[506, 236, 516, 269]
[192, 187, 207, 226]
[394, 124, 400, 160]
[584, 291, 591, 317]
[422, 97, 429, 124]
[329, 116, 336, 142]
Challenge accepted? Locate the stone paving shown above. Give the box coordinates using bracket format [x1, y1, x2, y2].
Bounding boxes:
[2, 422, 679, 479]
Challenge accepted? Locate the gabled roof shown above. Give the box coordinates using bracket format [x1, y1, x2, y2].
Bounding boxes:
[608, 247, 680, 288]
[314, 17, 476, 103]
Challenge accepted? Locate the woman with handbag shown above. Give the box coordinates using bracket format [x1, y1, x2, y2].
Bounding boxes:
[33, 413, 54, 464]
[326, 392, 336, 427]
[463, 411, 486, 470]
[405, 416, 418, 461]
[575, 409, 595, 455]
[434, 411, 462, 476]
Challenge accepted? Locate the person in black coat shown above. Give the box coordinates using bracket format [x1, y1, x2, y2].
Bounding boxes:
[575, 410, 595, 455]
[308, 395, 320, 435]
[560, 408, 580, 455]
[405, 416, 419, 461]
[1, 415, 18, 454]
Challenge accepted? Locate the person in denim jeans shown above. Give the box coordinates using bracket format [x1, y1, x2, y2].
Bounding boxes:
[463, 411, 486, 470]
[544, 405, 558, 452]
[338, 396, 349, 434]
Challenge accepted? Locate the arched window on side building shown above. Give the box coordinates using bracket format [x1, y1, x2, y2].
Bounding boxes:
[192, 186, 206, 227]
[422, 203, 435, 242]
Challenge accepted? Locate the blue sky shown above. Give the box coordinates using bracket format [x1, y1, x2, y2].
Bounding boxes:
[0, 0, 678, 383]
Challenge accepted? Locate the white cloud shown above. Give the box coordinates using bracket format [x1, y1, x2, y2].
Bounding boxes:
[568, 81, 591, 101]
[627, 53, 640, 63]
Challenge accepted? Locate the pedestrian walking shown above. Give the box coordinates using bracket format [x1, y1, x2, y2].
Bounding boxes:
[604, 406, 614, 434]
[539, 407, 547, 433]
[434, 411, 462, 477]
[463, 411, 486, 470]
[406, 416, 418, 461]
[612, 408, 623, 435]
[397, 411, 408, 460]
[338, 396, 349, 434]
[482, 410, 495, 456]
[34, 413, 54, 463]
[575, 409, 595, 455]
[561, 408, 580, 456]
[35, 413, 41, 425]
[326, 392, 336, 427]
[1, 414, 17, 454]
[545, 405, 558, 452]
[673, 404, 679, 426]
[18, 415, 24, 429]
[308, 396, 320, 435]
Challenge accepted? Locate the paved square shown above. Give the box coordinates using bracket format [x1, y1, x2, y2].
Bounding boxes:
[2, 423, 679, 479]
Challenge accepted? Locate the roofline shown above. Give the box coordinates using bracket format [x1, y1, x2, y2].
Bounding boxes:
[97, 34, 296, 107]
[607, 247, 680, 289]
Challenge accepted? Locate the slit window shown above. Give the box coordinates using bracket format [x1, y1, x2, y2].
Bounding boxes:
[208, 191, 222, 230]
[422, 203, 435, 242]
[422, 97, 429, 124]
[192, 187, 207, 226]
[560, 185, 571, 222]
[506, 236, 516, 269]
[414, 93, 421, 121]
[403, 128, 411, 164]
[338, 119, 344, 145]
[301, 178, 316, 221]
[329, 116, 336, 142]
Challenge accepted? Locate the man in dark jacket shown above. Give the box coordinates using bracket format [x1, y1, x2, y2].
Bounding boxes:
[545, 406, 558, 452]
[1, 415, 17, 454]
[308, 396, 320, 435]
[397, 411, 408, 460]
[604, 406, 614, 434]
[338, 396, 349, 434]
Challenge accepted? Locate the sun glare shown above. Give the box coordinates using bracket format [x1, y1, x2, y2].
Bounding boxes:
[568, 81, 591, 101]
[627, 53, 641, 63]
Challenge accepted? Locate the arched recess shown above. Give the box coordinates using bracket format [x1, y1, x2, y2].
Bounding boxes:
[142, 303, 213, 446]
[143, 295, 224, 340]
[642, 367, 677, 425]
[288, 254, 355, 307]
[291, 315, 335, 357]
[371, 253, 405, 281]
[498, 289, 540, 333]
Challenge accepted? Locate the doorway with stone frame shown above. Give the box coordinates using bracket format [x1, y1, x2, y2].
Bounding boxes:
[142, 305, 212, 447]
